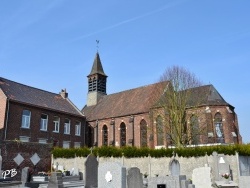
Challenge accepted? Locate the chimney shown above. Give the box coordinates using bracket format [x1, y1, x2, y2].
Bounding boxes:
[60, 89, 68, 99]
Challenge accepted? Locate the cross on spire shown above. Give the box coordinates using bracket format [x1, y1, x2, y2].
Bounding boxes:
[96, 40, 99, 52]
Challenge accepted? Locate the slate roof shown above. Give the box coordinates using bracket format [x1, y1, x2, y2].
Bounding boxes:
[82, 81, 168, 121]
[186, 84, 231, 107]
[0, 77, 83, 116]
[88, 52, 107, 77]
[83, 83, 232, 121]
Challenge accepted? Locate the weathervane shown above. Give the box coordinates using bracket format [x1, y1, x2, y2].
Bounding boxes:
[96, 40, 100, 52]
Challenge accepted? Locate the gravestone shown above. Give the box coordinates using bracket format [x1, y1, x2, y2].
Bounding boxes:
[239, 156, 250, 176]
[127, 167, 143, 188]
[47, 172, 63, 188]
[72, 156, 79, 176]
[192, 166, 212, 188]
[98, 162, 126, 188]
[213, 152, 231, 181]
[21, 167, 29, 186]
[148, 175, 187, 188]
[169, 159, 180, 176]
[85, 154, 98, 188]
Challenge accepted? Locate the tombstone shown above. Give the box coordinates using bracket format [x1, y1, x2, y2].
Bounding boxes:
[148, 175, 187, 188]
[47, 172, 63, 188]
[98, 162, 126, 188]
[239, 156, 250, 176]
[213, 152, 231, 181]
[127, 167, 143, 188]
[85, 154, 98, 188]
[21, 167, 29, 186]
[169, 159, 180, 176]
[72, 155, 79, 176]
[57, 165, 64, 172]
[192, 166, 212, 188]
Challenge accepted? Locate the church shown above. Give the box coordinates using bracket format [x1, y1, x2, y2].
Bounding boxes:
[82, 52, 242, 148]
[0, 52, 242, 149]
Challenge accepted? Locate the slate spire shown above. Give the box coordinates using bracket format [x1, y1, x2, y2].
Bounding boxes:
[88, 52, 107, 76]
[87, 52, 107, 106]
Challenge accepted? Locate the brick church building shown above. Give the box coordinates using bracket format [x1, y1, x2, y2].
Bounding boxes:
[82, 52, 242, 148]
[0, 52, 242, 149]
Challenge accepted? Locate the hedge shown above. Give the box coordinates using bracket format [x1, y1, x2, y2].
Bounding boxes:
[52, 144, 250, 159]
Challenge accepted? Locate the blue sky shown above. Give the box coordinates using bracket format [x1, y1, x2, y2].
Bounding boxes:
[0, 0, 249, 143]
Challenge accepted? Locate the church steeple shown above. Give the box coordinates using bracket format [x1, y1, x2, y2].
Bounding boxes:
[87, 52, 107, 106]
[88, 52, 106, 77]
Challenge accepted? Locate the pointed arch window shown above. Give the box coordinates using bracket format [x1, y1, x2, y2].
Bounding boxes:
[156, 116, 164, 146]
[102, 125, 108, 146]
[214, 112, 225, 143]
[120, 123, 126, 147]
[140, 119, 148, 147]
[190, 115, 199, 145]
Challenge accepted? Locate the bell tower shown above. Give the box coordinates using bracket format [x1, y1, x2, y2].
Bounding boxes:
[87, 52, 107, 106]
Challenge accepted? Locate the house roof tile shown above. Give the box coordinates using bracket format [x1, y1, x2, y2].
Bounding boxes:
[0, 77, 83, 116]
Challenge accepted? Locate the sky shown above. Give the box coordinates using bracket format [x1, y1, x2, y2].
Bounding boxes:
[0, 0, 249, 143]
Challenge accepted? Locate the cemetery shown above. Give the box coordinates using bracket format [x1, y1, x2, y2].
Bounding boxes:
[1, 144, 250, 187]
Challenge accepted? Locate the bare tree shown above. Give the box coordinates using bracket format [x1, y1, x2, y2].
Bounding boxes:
[156, 65, 205, 148]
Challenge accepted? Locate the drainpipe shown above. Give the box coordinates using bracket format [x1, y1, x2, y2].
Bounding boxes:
[4, 98, 10, 140]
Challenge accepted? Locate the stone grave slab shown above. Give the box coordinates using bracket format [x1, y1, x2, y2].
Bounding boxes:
[192, 166, 212, 188]
[127, 167, 143, 188]
[98, 162, 126, 188]
[85, 154, 98, 188]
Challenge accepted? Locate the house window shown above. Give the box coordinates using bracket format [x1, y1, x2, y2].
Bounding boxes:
[53, 116, 60, 133]
[75, 121, 81, 136]
[40, 114, 48, 131]
[19, 136, 30, 142]
[64, 119, 70, 134]
[74, 142, 81, 148]
[102, 125, 108, 146]
[120, 123, 126, 147]
[214, 112, 225, 143]
[156, 116, 164, 146]
[63, 141, 70, 148]
[38, 138, 47, 144]
[21, 110, 31, 128]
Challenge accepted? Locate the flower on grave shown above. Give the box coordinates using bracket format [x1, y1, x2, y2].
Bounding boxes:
[221, 173, 230, 179]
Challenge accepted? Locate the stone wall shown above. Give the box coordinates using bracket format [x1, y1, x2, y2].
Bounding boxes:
[54, 153, 241, 184]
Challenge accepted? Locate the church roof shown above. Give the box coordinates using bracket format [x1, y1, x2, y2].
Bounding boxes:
[0, 77, 83, 116]
[82, 82, 168, 121]
[186, 84, 232, 107]
[88, 52, 107, 77]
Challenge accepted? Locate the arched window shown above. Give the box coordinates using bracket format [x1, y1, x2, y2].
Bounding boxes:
[140, 119, 147, 147]
[120, 123, 126, 147]
[102, 125, 108, 146]
[156, 116, 164, 145]
[190, 115, 199, 145]
[214, 112, 224, 143]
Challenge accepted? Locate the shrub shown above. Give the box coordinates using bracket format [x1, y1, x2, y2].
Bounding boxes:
[52, 144, 250, 159]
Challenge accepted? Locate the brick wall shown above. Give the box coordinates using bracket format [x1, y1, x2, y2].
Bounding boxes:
[0, 140, 52, 181]
[88, 104, 241, 148]
[5, 101, 86, 147]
